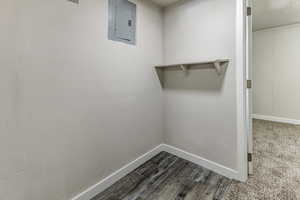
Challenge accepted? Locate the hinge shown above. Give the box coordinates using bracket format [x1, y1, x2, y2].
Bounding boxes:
[247, 7, 252, 16]
[248, 153, 252, 162]
[247, 80, 252, 89]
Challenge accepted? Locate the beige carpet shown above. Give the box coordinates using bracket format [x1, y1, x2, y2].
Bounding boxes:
[224, 119, 300, 200]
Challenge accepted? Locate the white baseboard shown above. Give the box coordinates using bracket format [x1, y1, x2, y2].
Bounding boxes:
[252, 114, 300, 125]
[70, 144, 164, 200]
[160, 144, 239, 180]
[71, 144, 239, 200]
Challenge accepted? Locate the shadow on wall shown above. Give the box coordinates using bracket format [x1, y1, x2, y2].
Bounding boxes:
[170, 0, 196, 8]
[158, 64, 227, 92]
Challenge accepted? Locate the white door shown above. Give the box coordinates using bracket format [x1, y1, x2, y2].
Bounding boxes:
[246, 0, 253, 175]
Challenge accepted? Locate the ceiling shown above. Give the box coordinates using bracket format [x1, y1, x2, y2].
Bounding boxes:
[150, 0, 300, 31]
[150, 0, 181, 7]
[253, 0, 300, 31]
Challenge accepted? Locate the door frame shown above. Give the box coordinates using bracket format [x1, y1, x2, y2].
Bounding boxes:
[245, 0, 253, 175]
[236, 0, 252, 182]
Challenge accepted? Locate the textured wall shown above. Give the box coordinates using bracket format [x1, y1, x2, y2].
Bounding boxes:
[253, 24, 300, 120]
[163, 0, 238, 170]
[0, 0, 163, 199]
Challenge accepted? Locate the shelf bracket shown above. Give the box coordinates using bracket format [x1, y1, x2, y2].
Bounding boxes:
[213, 61, 223, 76]
[180, 65, 187, 72]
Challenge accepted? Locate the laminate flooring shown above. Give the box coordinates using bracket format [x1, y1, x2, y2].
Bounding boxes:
[91, 151, 232, 200]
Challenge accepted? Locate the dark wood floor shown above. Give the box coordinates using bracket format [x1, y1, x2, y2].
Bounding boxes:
[91, 152, 232, 200]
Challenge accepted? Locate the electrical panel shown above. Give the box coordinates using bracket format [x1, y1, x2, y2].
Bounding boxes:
[108, 0, 136, 45]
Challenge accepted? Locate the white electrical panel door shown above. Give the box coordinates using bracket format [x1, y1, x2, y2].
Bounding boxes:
[108, 0, 136, 45]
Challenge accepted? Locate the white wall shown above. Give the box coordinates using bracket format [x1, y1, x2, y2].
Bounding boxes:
[163, 0, 238, 170]
[0, 0, 245, 198]
[253, 24, 300, 121]
[0, 0, 163, 199]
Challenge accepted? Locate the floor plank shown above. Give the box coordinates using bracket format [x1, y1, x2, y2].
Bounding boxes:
[91, 152, 232, 200]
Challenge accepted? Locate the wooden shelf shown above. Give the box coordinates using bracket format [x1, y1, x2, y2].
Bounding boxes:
[155, 59, 229, 75]
[155, 59, 229, 87]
